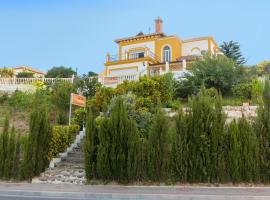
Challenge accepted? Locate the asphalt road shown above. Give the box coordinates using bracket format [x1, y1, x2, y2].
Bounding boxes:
[1, 182, 270, 199]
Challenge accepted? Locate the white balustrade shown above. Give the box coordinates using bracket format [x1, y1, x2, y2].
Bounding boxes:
[101, 73, 139, 87]
[0, 77, 74, 85]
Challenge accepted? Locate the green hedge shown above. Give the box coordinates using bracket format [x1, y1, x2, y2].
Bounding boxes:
[47, 125, 80, 160]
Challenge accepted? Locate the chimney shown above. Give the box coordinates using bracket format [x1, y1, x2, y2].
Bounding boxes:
[155, 17, 163, 33]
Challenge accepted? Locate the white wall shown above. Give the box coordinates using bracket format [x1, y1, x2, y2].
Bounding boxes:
[107, 61, 147, 76]
[182, 40, 208, 56]
[121, 41, 155, 55]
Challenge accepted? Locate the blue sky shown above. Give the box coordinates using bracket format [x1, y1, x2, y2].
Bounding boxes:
[0, 0, 269, 74]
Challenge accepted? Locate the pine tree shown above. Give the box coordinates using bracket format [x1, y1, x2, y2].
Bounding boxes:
[220, 40, 246, 65]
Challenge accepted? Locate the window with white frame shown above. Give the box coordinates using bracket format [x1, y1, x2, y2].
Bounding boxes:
[129, 51, 145, 60]
[163, 46, 171, 62]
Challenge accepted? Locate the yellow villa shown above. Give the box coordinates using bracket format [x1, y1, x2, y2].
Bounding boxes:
[99, 17, 220, 87]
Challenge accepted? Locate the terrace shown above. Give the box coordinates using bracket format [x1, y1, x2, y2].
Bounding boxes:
[105, 49, 161, 66]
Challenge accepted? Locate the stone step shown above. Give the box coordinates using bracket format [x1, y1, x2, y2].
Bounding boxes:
[61, 156, 84, 163]
[55, 162, 84, 169]
[67, 151, 84, 158]
[33, 135, 86, 185]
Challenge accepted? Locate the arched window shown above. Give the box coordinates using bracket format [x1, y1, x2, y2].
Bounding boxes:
[163, 46, 171, 62]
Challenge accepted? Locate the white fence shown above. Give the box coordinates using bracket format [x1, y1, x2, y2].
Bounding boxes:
[0, 77, 74, 85]
[100, 73, 139, 87]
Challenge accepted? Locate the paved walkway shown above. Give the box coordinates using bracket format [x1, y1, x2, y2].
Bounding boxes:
[1, 182, 270, 199]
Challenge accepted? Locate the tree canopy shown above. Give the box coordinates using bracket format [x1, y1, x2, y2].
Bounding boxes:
[46, 66, 76, 78]
[76, 71, 101, 99]
[174, 54, 242, 98]
[220, 40, 246, 65]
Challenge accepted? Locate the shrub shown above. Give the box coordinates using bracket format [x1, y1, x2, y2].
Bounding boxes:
[51, 81, 75, 124]
[72, 108, 86, 129]
[47, 125, 80, 160]
[8, 91, 33, 110]
[232, 83, 252, 101]
[0, 93, 8, 104]
[16, 71, 34, 78]
[251, 79, 263, 104]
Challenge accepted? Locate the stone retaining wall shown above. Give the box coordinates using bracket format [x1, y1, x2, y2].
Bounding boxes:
[223, 106, 257, 122]
[165, 106, 258, 122]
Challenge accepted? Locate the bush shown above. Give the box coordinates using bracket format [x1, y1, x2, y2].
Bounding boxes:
[232, 83, 253, 101]
[8, 91, 33, 110]
[0, 93, 8, 104]
[51, 81, 75, 124]
[16, 71, 34, 78]
[47, 125, 80, 160]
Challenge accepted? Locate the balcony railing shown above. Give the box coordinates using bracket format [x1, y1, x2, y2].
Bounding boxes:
[106, 50, 161, 64]
[100, 73, 139, 87]
[0, 77, 74, 85]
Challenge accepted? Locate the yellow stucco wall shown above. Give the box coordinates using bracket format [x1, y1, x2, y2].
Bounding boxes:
[155, 36, 181, 62]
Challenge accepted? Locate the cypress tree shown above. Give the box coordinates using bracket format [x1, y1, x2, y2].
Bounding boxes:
[127, 119, 139, 181]
[187, 90, 213, 182]
[84, 110, 99, 180]
[0, 116, 9, 178]
[228, 120, 241, 182]
[96, 118, 112, 180]
[148, 109, 170, 181]
[12, 134, 22, 179]
[3, 127, 16, 179]
[171, 108, 188, 182]
[238, 118, 259, 182]
[136, 137, 148, 181]
[210, 93, 227, 182]
[255, 79, 270, 181]
[109, 97, 138, 183]
[20, 92, 51, 180]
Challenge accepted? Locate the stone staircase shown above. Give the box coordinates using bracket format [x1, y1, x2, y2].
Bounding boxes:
[32, 134, 86, 185]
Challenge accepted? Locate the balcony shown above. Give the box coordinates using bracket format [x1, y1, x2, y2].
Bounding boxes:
[105, 49, 161, 66]
[99, 73, 139, 88]
[149, 59, 193, 78]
